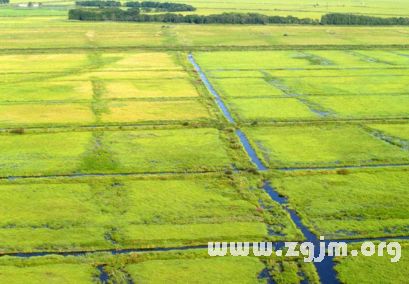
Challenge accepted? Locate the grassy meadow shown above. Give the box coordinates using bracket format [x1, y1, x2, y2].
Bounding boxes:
[1, 1, 409, 283]
[0, 250, 320, 283]
[272, 169, 409, 239]
[0, 175, 301, 253]
[195, 50, 409, 122]
[334, 242, 409, 284]
[242, 125, 409, 168]
[0, 51, 220, 127]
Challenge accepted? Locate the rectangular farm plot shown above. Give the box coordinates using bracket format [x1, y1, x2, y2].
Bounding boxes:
[104, 79, 199, 99]
[126, 257, 266, 283]
[60, 70, 190, 82]
[273, 170, 409, 239]
[0, 103, 94, 126]
[0, 81, 93, 103]
[101, 128, 232, 172]
[0, 128, 232, 177]
[309, 95, 409, 119]
[115, 178, 276, 247]
[368, 123, 409, 141]
[335, 242, 409, 284]
[0, 183, 110, 252]
[211, 77, 285, 98]
[194, 51, 325, 70]
[0, 176, 296, 251]
[0, 263, 96, 284]
[0, 132, 91, 177]
[99, 52, 182, 71]
[279, 75, 409, 96]
[243, 125, 409, 168]
[227, 98, 318, 121]
[101, 100, 210, 123]
[0, 53, 88, 73]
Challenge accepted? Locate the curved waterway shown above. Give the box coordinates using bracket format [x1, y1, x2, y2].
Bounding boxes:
[189, 53, 338, 284]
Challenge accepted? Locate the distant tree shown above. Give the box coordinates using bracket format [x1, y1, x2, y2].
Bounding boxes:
[125, 1, 196, 12]
[0, 0, 9, 4]
[69, 9, 319, 25]
[76, 0, 121, 8]
[321, 13, 409, 25]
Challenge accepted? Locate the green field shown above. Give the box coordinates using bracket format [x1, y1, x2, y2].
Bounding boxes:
[272, 169, 409, 239]
[195, 50, 409, 122]
[335, 242, 409, 284]
[0, 175, 303, 252]
[3, 17, 409, 50]
[1, 1, 409, 283]
[7, 0, 409, 19]
[0, 250, 320, 283]
[0, 51, 217, 127]
[242, 125, 408, 168]
[0, 128, 244, 177]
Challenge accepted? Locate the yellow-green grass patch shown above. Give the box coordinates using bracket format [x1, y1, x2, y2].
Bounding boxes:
[101, 100, 210, 123]
[273, 169, 409, 239]
[211, 77, 284, 98]
[243, 125, 409, 168]
[195, 51, 315, 70]
[0, 176, 298, 251]
[100, 52, 182, 71]
[335, 242, 409, 284]
[309, 95, 409, 119]
[104, 79, 199, 99]
[101, 128, 232, 173]
[59, 71, 189, 81]
[0, 81, 93, 103]
[0, 103, 94, 127]
[126, 256, 266, 284]
[227, 98, 318, 121]
[0, 131, 91, 177]
[368, 123, 409, 141]
[280, 75, 409, 96]
[0, 54, 88, 73]
[0, 263, 96, 284]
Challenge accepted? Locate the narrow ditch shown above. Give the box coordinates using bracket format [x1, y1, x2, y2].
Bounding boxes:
[97, 265, 110, 284]
[189, 53, 338, 284]
[188, 54, 235, 123]
[0, 170, 223, 181]
[263, 182, 338, 284]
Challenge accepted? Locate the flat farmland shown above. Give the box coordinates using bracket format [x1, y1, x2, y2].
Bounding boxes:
[272, 169, 409, 239]
[0, 251, 319, 283]
[7, 0, 409, 19]
[2, 4, 409, 283]
[241, 124, 408, 168]
[0, 262, 96, 284]
[0, 127, 244, 177]
[195, 50, 409, 122]
[4, 17, 409, 50]
[0, 176, 300, 253]
[0, 51, 216, 127]
[334, 242, 409, 283]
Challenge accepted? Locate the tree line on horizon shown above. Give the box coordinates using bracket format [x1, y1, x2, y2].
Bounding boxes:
[68, 7, 409, 26]
[75, 1, 196, 12]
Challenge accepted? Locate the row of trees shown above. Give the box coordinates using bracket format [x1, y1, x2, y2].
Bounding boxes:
[69, 9, 319, 24]
[125, 1, 195, 12]
[69, 7, 140, 20]
[321, 13, 409, 25]
[75, 1, 120, 7]
[68, 9, 409, 26]
[0, 0, 9, 4]
[75, 1, 195, 11]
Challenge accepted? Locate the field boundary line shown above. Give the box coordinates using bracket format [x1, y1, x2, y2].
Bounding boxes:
[3, 44, 409, 54]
